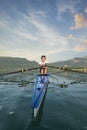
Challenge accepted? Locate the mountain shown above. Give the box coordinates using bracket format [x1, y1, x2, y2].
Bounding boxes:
[50, 56, 87, 68]
[0, 56, 87, 73]
[0, 57, 38, 73]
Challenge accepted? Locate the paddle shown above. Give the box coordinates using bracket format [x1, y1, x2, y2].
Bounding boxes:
[0, 65, 64, 77]
[0, 67, 40, 76]
[48, 65, 59, 69]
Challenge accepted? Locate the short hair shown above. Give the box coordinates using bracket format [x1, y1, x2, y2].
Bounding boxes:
[41, 55, 46, 59]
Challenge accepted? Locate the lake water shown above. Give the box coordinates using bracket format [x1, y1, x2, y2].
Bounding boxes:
[0, 72, 87, 130]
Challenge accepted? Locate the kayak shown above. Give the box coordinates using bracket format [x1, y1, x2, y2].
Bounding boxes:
[31, 73, 49, 118]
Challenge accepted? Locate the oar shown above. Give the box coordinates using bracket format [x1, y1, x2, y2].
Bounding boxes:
[0, 67, 40, 76]
[48, 65, 59, 69]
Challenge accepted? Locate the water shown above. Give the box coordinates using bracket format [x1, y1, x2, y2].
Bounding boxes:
[0, 72, 87, 130]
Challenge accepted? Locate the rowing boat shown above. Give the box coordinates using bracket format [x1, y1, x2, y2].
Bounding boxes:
[31, 73, 49, 118]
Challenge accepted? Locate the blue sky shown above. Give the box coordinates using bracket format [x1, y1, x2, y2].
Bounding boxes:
[0, 0, 87, 62]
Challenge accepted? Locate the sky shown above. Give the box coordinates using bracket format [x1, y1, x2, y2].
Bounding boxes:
[0, 0, 87, 62]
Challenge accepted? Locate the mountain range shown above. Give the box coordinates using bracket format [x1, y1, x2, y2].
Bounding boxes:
[0, 57, 38, 73]
[51, 56, 87, 68]
[0, 56, 87, 73]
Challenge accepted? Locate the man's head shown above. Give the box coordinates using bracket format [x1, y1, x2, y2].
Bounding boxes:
[41, 55, 46, 62]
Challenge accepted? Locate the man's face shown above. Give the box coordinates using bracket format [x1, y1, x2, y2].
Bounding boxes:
[41, 57, 46, 62]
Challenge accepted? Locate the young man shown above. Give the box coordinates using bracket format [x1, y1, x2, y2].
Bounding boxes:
[39, 55, 48, 74]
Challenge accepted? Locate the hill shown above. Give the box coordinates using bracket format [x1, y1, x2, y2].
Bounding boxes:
[50, 56, 87, 68]
[0, 57, 38, 73]
[0, 56, 87, 73]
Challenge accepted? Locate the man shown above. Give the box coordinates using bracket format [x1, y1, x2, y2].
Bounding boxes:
[39, 55, 48, 74]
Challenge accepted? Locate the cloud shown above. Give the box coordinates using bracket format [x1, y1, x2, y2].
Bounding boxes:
[66, 33, 87, 52]
[85, 7, 87, 13]
[28, 13, 68, 47]
[66, 34, 84, 42]
[73, 38, 87, 52]
[0, 8, 69, 61]
[0, 48, 37, 60]
[83, 40, 87, 46]
[67, 34, 73, 40]
[74, 45, 86, 52]
[14, 30, 38, 41]
[70, 14, 87, 30]
[57, 0, 77, 20]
